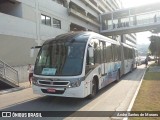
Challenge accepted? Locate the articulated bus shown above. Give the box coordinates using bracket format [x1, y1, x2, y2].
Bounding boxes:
[32, 32, 136, 98]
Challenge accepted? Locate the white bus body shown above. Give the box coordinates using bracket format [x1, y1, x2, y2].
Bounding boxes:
[32, 32, 136, 98]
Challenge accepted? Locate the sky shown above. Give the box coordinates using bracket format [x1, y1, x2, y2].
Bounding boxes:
[122, 0, 160, 45]
[122, 0, 160, 8]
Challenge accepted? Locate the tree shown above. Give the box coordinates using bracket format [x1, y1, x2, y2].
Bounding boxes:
[149, 35, 160, 65]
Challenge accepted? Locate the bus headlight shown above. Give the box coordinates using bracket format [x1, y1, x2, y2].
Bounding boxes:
[70, 80, 81, 87]
[32, 77, 38, 85]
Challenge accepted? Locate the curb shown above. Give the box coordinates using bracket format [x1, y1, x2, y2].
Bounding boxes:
[0, 86, 31, 95]
[123, 68, 147, 120]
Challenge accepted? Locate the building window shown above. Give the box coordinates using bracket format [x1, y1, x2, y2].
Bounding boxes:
[41, 14, 51, 26]
[41, 15, 46, 24]
[53, 18, 61, 29]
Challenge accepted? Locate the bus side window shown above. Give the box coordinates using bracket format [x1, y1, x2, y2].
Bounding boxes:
[85, 44, 95, 74]
[124, 46, 128, 60]
[87, 46, 94, 65]
[112, 44, 119, 62]
[105, 42, 112, 62]
[117, 45, 121, 61]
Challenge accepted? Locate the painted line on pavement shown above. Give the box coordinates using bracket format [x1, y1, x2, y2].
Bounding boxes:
[123, 68, 146, 120]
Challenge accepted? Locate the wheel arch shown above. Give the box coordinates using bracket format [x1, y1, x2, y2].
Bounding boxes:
[93, 75, 99, 90]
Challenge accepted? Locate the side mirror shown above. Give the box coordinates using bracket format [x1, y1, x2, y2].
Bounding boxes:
[88, 47, 94, 57]
[30, 46, 41, 57]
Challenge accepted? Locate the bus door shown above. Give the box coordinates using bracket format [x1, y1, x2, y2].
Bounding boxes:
[89, 39, 105, 77]
[100, 41, 114, 87]
[111, 44, 119, 80]
[133, 49, 136, 68]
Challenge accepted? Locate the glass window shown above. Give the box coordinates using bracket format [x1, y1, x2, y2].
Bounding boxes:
[46, 16, 51, 26]
[92, 39, 101, 64]
[104, 42, 112, 62]
[35, 42, 86, 76]
[41, 15, 46, 25]
[100, 41, 104, 63]
[124, 47, 127, 59]
[112, 44, 119, 61]
[53, 18, 61, 29]
[117, 45, 121, 61]
[124, 47, 134, 59]
[41, 14, 51, 26]
[34, 34, 89, 76]
[85, 39, 99, 74]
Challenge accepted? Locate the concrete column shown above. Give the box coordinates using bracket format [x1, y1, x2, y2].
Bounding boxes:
[35, 0, 41, 46]
[121, 34, 126, 43]
[65, 0, 70, 8]
[118, 18, 121, 28]
[129, 9, 131, 26]
[134, 15, 137, 25]
[111, 13, 113, 29]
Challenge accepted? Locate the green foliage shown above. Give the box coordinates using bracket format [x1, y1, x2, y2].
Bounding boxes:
[149, 35, 160, 56]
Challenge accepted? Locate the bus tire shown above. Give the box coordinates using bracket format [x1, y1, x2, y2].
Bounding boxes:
[87, 78, 98, 99]
[116, 70, 120, 82]
[130, 64, 133, 72]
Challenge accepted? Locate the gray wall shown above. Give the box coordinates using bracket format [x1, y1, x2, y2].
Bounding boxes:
[0, 35, 37, 66]
[22, 4, 36, 22]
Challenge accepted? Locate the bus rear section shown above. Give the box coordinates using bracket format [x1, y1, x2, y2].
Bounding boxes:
[122, 43, 137, 74]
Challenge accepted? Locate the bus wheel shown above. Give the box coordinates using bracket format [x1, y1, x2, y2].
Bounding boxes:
[130, 65, 133, 72]
[116, 70, 120, 82]
[88, 79, 98, 99]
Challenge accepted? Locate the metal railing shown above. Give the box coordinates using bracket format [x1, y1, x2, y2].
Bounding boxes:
[104, 16, 160, 31]
[0, 59, 19, 86]
[102, 10, 160, 31]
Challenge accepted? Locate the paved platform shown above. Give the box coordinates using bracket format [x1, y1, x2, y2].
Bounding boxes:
[0, 81, 31, 95]
[19, 81, 31, 88]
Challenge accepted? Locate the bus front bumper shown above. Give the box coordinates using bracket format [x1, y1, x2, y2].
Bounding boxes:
[32, 81, 87, 98]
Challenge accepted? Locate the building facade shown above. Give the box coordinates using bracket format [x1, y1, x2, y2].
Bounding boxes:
[1, 0, 136, 81]
[0, 0, 123, 66]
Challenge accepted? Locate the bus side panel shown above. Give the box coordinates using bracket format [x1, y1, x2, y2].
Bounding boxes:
[120, 44, 125, 76]
[100, 62, 119, 89]
[84, 65, 102, 96]
[109, 61, 121, 82]
[124, 60, 129, 74]
[124, 57, 135, 74]
[84, 62, 121, 95]
[101, 62, 113, 88]
[100, 61, 121, 89]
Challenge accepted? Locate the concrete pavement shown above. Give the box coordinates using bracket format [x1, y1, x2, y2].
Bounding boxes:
[0, 62, 154, 120]
[0, 81, 31, 95]
[0, 61, 154, 95]
[0, 70, 142, 120]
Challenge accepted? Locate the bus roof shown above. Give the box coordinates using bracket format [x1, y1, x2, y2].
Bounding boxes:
[43, 32, 118, 45]
[43, 32, 91, 45]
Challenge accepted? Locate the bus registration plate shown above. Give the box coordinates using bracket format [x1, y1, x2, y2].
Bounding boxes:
[47, 88, 56, 93]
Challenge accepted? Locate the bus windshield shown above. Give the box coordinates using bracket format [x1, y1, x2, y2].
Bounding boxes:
[34, 41, 86, 76]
